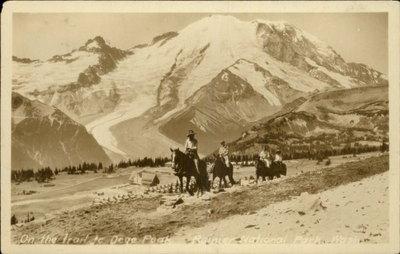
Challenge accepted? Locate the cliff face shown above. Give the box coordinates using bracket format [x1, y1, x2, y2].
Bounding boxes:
[12, 92, 111, 170]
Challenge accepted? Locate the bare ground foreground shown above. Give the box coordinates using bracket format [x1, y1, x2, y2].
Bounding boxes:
[12, 154, 388, 244]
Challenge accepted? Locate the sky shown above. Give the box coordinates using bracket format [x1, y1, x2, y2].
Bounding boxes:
[13, 13, 388, 74]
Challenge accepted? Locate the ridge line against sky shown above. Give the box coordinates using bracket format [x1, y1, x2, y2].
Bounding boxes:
[13, 13, 388, 74]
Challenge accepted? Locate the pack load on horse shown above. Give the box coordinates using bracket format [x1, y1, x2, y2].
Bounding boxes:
[210, 141, 236, 189]
[169, 130, 209, 196]
[255, 148, 287, 182]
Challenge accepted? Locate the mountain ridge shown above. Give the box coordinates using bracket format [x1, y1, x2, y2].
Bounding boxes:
[12, 92, 111, 170]
[227, 85, 388, 156]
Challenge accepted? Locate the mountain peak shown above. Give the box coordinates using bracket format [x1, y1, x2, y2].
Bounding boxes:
[83, 35, 108, 51]
[204, 14, 241, 22]
[183, 14, 244, 30]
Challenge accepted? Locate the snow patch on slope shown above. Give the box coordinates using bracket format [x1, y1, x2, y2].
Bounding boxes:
[305, 58, 355, 88]
[228, 61, 281, 106]
[13, 51, 99, 93]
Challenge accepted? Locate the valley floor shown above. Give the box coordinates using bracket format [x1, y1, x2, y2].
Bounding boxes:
[11, 153, 389, 244]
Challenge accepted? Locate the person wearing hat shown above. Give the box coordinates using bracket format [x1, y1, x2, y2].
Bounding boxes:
[259, 146, 271, 167]
[185, 130, 199, 172]
[218, 141, 230, 168]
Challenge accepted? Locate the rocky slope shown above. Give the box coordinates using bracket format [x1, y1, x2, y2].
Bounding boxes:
[12, 15, 387, 159]
[159, 60, 304, 153]
[11, 93, 111, 170]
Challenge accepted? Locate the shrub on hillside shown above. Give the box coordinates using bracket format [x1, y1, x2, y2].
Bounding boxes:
[325, 158, 331, 166]
[11, 214, 18, 225]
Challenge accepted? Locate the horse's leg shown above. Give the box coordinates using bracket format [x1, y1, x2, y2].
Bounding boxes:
[223, 176, 228, 188]
[200, 163, 206, 194]
[227, 165, 235, 185]
[212, 174, 216, 189]
[189, 176, 192, 190]
[228, 173, 235, 185]
[195, 174, 202, 196]
[184, 176, 188, 192]
[199, 173, 204, 194]
[186, 176, 195, 196]
[179, 175, 187, 193]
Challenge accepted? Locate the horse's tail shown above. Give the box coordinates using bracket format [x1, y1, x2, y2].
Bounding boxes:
[199, 161, 210, 191]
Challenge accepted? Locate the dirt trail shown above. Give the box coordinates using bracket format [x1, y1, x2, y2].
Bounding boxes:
[12, 155, 388, 244]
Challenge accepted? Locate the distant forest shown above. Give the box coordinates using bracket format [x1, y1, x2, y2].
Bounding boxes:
[228, 141, 388, 163]
[11, 142, 388, 184]
[11, 157, 170, 184]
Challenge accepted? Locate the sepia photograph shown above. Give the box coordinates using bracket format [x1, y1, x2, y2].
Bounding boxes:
[1, 1, 399, 253]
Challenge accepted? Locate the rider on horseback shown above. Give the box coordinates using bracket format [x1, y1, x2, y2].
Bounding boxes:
[259, 146, 272, 167]
[185, 130, 200, 173]
[218, 141, 230, 168]
[274, 150, 283, 164]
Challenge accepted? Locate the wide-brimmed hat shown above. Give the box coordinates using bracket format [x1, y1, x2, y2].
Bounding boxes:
[220, 141, 226, 145]
[187, 130, 196, 137]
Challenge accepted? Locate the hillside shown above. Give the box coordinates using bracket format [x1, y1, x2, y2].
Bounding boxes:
[228, 85, 388, 155]
[11, 93, 111, 170]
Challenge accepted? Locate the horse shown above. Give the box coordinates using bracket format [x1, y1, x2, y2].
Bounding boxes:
[210, 155, 236, 189]
[255, 158, 287, 182]
[170, 148, 209, 196]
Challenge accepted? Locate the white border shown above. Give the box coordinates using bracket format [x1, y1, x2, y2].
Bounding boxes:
[1, 1, 399, 254]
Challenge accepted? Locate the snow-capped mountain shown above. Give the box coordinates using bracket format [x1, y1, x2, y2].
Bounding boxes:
[12, 93, 111, 170]
[13, 36, 129, 122]
[12, 15, 387, 159]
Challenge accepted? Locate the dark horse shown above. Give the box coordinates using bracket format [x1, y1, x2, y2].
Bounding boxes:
[170, 148, 209, 196]
[255, 159, 287, 182]
[210, 155, 236, 189]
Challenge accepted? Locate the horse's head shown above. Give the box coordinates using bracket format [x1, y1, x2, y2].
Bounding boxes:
[170, 148, 182, 170]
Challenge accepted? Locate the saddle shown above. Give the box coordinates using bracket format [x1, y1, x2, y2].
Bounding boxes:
[258, 159, 269, 168]
[186, 148, 198, 158]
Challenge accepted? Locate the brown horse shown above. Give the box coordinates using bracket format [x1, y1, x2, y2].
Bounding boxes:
[255, 158, 287, 182]
[170, 148, 209, 196]
[210, 155, 236, 189]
